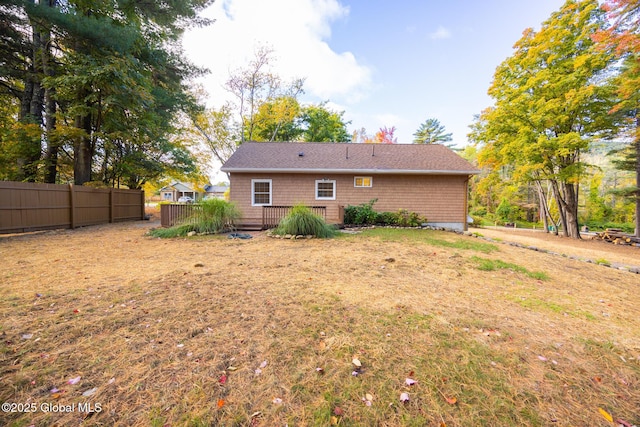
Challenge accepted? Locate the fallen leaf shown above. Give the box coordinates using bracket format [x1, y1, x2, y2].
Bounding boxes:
[218, 374, 227, 384]
[445, 396, 457, 405]
[598, 407, 613, 423]
[217, 399, 225, 408]
[330, 416, 338, 425]
[616, 418, 632, 427]
[352, 357, 362, 367]
[333, 407, 344, 416]
[82, 387, 97, 397]
[365, 393, 374, 402]
[227, 366, 237, 371]
[405, 378, 417, 386]
[400, 392, 410, 402]
[593, 376, 602, 383]
[67, 376, 81, 385]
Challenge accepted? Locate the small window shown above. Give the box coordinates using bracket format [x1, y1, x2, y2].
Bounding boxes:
[252, 179, 272, 206]
[354, 176, 372, 187]
[315, 180, 336, 200]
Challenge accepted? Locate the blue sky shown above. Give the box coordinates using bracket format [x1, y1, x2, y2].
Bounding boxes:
[183, 0, 565, 177]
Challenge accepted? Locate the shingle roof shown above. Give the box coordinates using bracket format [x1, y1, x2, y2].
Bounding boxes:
[221, 142, 479, 175]
[159, 182, 195, 192]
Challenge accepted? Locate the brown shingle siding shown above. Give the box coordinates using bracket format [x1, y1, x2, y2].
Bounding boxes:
[231, 173, 468, 225]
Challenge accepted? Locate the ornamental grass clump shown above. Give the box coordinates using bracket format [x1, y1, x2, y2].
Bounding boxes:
[273, 204, 336, 238]
[149, 198, 241, 238]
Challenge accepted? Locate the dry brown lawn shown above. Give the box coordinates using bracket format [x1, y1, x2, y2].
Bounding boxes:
[0, 213, 639, 426]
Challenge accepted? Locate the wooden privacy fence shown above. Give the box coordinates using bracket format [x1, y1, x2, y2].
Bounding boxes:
[262, 205, 327, 229]
[0, 181, 145, 234]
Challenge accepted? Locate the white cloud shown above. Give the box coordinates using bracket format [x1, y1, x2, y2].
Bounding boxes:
[429, 26, 452, 40]
[182, 0, 372, 106]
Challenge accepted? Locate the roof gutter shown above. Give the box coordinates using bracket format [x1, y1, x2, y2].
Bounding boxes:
[220, 167, 480, 175]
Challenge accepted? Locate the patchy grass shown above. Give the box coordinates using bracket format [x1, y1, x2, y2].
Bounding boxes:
[0, 224, 638, 426]
[470, 256, 550, 280]
[358, 228, 499, 253]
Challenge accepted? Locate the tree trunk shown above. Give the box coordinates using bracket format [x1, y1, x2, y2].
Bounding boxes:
[535, 180, 550, 233]
[634, 134, 640, 237]
[42, 0, 58, 183]
[74, 89, 93, 185]
[550, 180, 567, 236]
[18, 17, 45, 182]
[562, 181, 581, 238]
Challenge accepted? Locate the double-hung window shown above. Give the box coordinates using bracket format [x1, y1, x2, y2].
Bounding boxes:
[315, 180, 336, 200]
[252, 179, 272, 206]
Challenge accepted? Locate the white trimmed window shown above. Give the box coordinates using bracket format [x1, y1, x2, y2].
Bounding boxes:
[315, 180, 336, 200]
[251, 179, 272, 206]
[354, 176, 372, 188]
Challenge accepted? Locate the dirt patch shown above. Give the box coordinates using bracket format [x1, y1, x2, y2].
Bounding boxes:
[470, 226, 640, 269]
[0, 215, 638, 426]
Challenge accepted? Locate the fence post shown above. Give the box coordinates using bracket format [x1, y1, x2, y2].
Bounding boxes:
[109, 188, 114, 223]
[69, 183, 76, 229]
[141, 190, 145, 220]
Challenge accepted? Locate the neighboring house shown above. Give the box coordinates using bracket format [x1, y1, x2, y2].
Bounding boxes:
[203, 184, 229, 199]
[221, 142, 479, 230]
[159, 182, 199, 202]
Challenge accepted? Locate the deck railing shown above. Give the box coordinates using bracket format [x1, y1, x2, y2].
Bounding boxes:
[160, 203, 202, 227]
[262, 205, 327, 229]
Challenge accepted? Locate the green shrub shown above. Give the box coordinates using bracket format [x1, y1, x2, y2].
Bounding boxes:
[344, 199, 378, 225]
[392, 209, 426, 227]
[471, 207, 487, 216]
[344, 199, 427, 227]
[469, 215, 484, 227]
[375, 211, 397, 226]
[149, 198, 241, 238]
[273, 204, 336, 238]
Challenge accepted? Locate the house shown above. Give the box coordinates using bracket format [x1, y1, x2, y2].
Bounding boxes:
[159, 182, 199, 202]
[203, 183, 229, 199]
[221, 142, 479, 230]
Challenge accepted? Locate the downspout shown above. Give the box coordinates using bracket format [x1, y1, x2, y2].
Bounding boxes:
[464, 175, 471, 231]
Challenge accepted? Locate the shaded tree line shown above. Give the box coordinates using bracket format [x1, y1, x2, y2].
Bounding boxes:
[0, 0, 213, 188]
